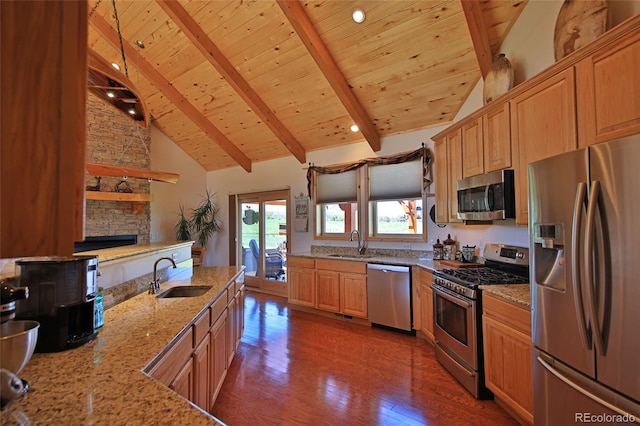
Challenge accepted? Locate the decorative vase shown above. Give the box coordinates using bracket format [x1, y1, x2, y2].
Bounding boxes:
[554, 0, 608, 61]
[483, 53, 514, 105]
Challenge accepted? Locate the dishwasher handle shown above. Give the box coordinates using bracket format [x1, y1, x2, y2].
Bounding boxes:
[366, 264, 410, 274]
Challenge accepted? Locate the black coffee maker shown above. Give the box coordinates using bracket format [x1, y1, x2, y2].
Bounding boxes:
[15, 256, 99, 352]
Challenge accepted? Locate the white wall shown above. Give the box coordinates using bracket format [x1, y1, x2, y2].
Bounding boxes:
[150, 126, 207, 242]
[151, 1, 639, 266]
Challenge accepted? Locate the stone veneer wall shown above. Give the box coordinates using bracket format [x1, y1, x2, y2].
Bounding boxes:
[85, 93, 151, 243]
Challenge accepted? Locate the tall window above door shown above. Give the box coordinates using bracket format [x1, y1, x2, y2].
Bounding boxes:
[314, 169, 359, 238]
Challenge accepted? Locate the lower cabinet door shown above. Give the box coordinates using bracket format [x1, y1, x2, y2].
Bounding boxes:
[316, 270, 340, 312]
[169, 358, 193, 401]
[340, 273, 367, 318]
[193, 335, 210, 410]
[209, 310, 228, 410]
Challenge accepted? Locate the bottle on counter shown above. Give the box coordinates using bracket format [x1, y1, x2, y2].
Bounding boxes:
[433, 239, 444, 260]
[443, 234, 457, 260]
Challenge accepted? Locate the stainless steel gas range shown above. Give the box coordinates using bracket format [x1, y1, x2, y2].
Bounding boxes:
[431, 243, 529, 399]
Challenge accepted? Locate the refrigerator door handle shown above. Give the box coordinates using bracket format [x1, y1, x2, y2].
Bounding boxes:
[537, 355, 638, 419]
[571, 182, 591, 349]
[585, 180, 606, 355]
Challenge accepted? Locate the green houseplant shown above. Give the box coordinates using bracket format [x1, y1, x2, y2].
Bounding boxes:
[175, 190, 221, 265]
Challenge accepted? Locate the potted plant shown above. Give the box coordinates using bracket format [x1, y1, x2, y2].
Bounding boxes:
[175, 189, 221, 266]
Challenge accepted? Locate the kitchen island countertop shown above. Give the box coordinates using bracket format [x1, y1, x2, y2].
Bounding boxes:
[1, 266, 243, 426]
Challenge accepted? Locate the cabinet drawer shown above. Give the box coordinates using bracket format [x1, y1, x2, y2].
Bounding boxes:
[483, 293, 530, 336]
[316, 259, 366, 274]
[147, 327, 193, 386]
[210, 294, 227, 325]
[288, 256, 315, 269]
[193, 308, 210, 345]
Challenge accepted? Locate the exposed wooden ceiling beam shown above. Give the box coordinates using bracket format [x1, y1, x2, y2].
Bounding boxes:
[157, 0, 306, 165]
[461, 0, 494, 79]
[89, 13, 253, 172]
[276, 0, 381, 152]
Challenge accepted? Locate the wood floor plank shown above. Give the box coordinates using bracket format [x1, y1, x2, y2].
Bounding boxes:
[212, 291, 518, 426]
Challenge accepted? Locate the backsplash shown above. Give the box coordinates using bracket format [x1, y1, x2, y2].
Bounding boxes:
[311, 245, 432, 259]
[85, 94, 151, 243]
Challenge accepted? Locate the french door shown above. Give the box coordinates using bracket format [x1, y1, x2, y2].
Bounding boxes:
[237, 189, 290, 296]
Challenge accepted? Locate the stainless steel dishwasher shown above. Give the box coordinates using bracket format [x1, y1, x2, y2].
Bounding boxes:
[366, 264, 412, 332]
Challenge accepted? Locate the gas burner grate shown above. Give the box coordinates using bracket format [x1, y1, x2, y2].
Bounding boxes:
[440, 267, 529, 285]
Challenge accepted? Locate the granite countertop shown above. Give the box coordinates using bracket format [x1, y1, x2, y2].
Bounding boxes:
[290, 251, 441, 272]
[480, 284, 531, 308]
[75, 240, 194, 263]
[1, 266, 244, 426]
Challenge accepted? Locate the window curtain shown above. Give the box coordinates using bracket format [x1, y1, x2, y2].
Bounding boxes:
[307, 145, 433, 199]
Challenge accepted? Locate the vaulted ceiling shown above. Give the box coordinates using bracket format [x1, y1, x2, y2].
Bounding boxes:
[87, 0, 526, 172]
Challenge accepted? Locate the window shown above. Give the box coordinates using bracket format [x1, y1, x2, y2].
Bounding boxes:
[367, 159, 424, 239]
[314, 169, 359, 238]
[310, 147, 431, 242]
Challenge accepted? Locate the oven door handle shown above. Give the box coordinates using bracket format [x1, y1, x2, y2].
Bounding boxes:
[433, 284, 472, 308]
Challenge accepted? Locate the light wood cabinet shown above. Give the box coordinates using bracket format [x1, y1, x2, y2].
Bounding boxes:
[511, 68, 577, 226]
[462, 118, 484, 178]
[419, 269, 434, 342]
[193, 333, 210, 409]
[576, 29, 640, 147]
[482, 293, 533, 425]
[288, 256, 316, 307]
[0, 1, 87, 257]
[315, 259, 367, 318]
[147, 277, 243, 413]
[434, 130, 463, 224]
[316, 269, 341, 312]
[209, 309, 227, 411]
[340, 273, 367, 318]
[483, 103, 512, 172]
[170, 358, 193, 401]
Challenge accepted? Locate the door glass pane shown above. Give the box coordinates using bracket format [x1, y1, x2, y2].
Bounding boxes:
[264, 200, 286, 281]
[240, 202, 260, 279]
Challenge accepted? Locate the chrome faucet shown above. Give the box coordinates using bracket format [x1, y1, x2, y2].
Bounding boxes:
[149, 257, 177, 294]
[349, 230, 366, 255]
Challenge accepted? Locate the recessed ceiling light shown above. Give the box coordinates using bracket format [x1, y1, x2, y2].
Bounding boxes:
[135, 40, 145, 49]
[111, 62, 120, 71]
[352, 8, 365, 24]
[106, 91, 116, 98]
[128, 108, 136, 115]
[350, 124, 359, 133]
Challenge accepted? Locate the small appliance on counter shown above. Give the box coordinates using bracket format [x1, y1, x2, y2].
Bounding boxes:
[0, 277, 39, 408]
[14, 255, 99, 353]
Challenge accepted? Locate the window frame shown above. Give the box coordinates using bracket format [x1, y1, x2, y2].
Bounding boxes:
[313, 167, 361, 240]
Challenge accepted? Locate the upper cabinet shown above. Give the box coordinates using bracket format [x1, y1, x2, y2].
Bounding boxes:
[511, 68, 577, 226]
[461, 118, 484, 178]
[1, 1, 87, 257]
[432, 14, 639, 227]
[483, 103, 512, 173]
[576, 29, 640, 147]
[434, 130, 463, 225]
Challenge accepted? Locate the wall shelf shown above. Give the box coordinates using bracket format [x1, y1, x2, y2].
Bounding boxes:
[85, 191, 153, 214]
[86, 163, 179, 184]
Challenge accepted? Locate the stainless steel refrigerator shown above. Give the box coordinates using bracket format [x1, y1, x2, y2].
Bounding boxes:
[528, 135, 640, 425]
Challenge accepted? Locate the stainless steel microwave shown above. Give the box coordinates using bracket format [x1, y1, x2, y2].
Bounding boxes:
[456, 169, 515, 220]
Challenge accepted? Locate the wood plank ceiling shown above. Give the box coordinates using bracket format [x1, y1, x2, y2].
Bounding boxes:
[87, 0, 526, 172]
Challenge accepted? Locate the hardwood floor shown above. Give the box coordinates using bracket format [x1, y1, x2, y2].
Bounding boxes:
[212, 291, 518, 426]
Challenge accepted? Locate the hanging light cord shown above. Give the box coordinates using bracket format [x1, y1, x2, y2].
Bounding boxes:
[112, 0, 129, 78]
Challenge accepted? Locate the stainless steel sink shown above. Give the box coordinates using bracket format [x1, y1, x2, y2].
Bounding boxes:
[156, 285, 212, 298]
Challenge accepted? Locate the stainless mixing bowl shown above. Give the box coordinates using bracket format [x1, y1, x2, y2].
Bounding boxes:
[0, 320, 39, 374]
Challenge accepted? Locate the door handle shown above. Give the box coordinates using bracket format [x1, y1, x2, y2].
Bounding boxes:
[585, 181, 605, 355]
[571, 182, 591, 350]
